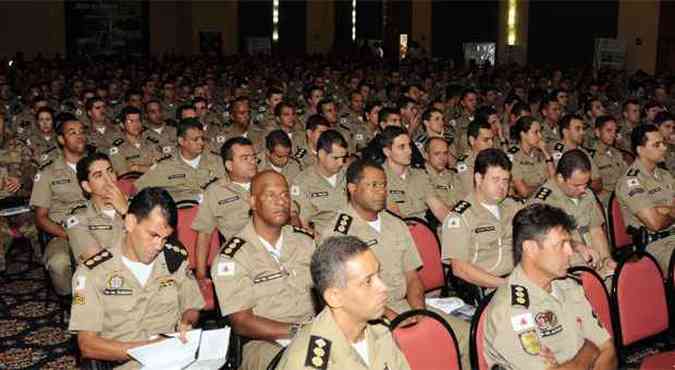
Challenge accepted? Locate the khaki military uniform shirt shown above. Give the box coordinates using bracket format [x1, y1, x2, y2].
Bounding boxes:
[69, 240, 205, 370]
[664, 144, 675, 175]
[222, 124, 266, 154]
[593, 142, 627, 204]
[509, 146, 549, 194]
[191, 179, 250, 240]
[322, 205, 422, 313]
[0, 138, 34, 195]
[455, 152, 477, 199]
[109, 139, 163, 175]
[352, 123, 378, 153]
[87, 123, 125, 152]
[615, 119, 636, 152]
[257, 153, 303, 185]
[291, 165, 348, 232]
[30, 157, 86, 224]
[529, 179, 609, 265]
[135, 151, 225, 203]
[383, 162, 436, 219]
[65, 201, 124, 263]
[541, 123, 560, 147]
[441, 193, 523, 276]
[484, 266, 610, 370]
[616, 160, 675, 272]
[550, 142, 600, 181]
[277, 307, 411, 370]
[141, 124, 177, 153]
[24, 133, 59, 165]
[426, 164, 465, 208]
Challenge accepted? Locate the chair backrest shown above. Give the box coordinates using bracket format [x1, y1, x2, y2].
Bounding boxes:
[404, 217, 446, 292]
[607, 192, 632, 251]
[391, 309, 462, 370]
[116, 171, 142, 197]
[611, 253, 669, 347]
[470, 292, 494, 370]
[569, 267, 613, 337]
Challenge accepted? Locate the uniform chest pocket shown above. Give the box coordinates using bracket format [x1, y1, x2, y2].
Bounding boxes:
[253, 270, 289, 301]
[474, 225, 498, 244]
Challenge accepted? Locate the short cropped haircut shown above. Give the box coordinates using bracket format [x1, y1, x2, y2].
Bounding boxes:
[128, 187, 177, 229]
[558, 114, 583, 139]
[311, 236, 370, 296]
[467, 118, 492, 143]
[631, 124, 659, 155]
[120, 106, 142, 122]
[622, 98, 640, 113]
[85, 96, 104, 112]
[176, 103, 196, 121]
[594, 115, 617, 130]
[380, 125, 408, 149]
[265, 129, 292, 152]
[511, 116, 539, 143]
[556, 149, 591, 180]
[317, 130, 347, 154]
[221, 136, 254, 163]
[512, 203, 575, 264]
[346, 158, 384, 185]
[306, 114, 331, 132]
[176, 118, 203, 138]
[35, 106, 54, 120]
[378, 107, 398, 124]
[422, 107, 443, 123]
[55, 113, 80, 136]
[274, 100, 295, 117]
[474, 148, 512, 176]
[76, 152, 112, 196]
[475, 106, 497, 123]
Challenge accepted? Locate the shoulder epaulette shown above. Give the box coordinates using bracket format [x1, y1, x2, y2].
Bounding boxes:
[112, 138, 124, 146]
[457, 154, 467, 162]
[146, 136, 159, 144]
[210, 150, 220, 156]
[627, 168, 639, 177]
[157, 154, 172, 163]
[164, 241, 188, 273]
[201, 177, 219, 190]
[295, 148, 307, 159]
[511, 284, 529, 308]
[333, 213, 353, 234]
[69, 204, 86, 215]
[221, 237, 246, 258]
[44, 146, 57, 154]
[385, 209, 404, 221]
[508, 196, 526, 205]
[452, 200, 471, 214]
[305, 335, 331, 369]
[554, 143, 564, 151]
[38, 159, 53, 170]
[583, 146, 596, 158]
[293, 225, 315, 239]
[508, 146, 520, 154]
[535, 187, 552, 201]
[83, 249, 113, 270]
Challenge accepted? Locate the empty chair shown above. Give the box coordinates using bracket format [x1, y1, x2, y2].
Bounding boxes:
[391, 309, 463, 370]
[607, 192, 634, 259]
[116, 171, 142, 197]
[568, 266, 614, 337]
[405, 217, 448, 295]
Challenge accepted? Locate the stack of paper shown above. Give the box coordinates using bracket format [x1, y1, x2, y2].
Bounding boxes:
[426, 297, 476, 321]
[128, 327, 230, 370]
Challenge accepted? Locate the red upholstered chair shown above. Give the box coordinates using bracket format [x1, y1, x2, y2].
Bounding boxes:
[116, 171, 142, 197]
[404, 217, 447, 295]
[470, 292, 494, 370]
[391, 309, 463, 370]
[568, 266, 613, 337]
[611, 252, 675, 368]
[607, 192, 634, 259]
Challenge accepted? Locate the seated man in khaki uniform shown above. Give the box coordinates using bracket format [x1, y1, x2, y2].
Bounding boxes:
[616, 124, 675, 273]
[66, 153, 128, 263]
[212, 171, 316, 370]
[322, 158, 471, 369]
[70, 187, 204, 370]
[424, 137, 466, 210]
[442, 149, 523, 291]
[135, 118, 225, 203]
[592, 115, 627, 206]
[484, 204, 617, 370]
[141, 99, 177, 153]
[529, 150, 616, 278]
[192, 136, 257, 280]
[258, 129, 303, 184]
[291, 130, 349, 233]
[109, 106, 163, 175]
[84, 96, 124, 152]
[380, 126, 449, 221]
[295, 114, 330, 169]
[277, 236, 411, 370]
[455, 119, 497, 198]
[30, 115, 88, 295]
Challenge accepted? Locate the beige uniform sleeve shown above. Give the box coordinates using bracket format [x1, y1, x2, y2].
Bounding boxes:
[177, 262, 206, 312]
[616, 176, 656, 214]
[191, 190, 217, 233]
[134, 164, 163, 191]
[589, 196, 604, 229]
[65, 215, 100, 260]
[291, 181, 316, 226]
[401, 226, 423, 272]
[511, 158, 526, 181]
[441, 212, 472, 261]
[108, 147, 129, 175]
[68, 267, 104, 333]
[210, 254, 255, 316]
[29, 170, 52, 209]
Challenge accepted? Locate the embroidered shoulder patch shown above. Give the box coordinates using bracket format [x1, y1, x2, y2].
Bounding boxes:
[83, 249, 113, 270]
[304, 335, 331, 369]
[221, 237, 246, 258]
[452, 200, 471, 214]
[333, 214, 353, 234]
[535, 187, 552, 201]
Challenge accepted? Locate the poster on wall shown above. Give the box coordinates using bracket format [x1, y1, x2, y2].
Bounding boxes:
[66, 1, 147, 58]
[594, 38, 625, 70]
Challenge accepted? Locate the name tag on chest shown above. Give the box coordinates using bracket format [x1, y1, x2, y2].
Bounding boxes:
[474, 226, 496, 234]
[52, 179, 71, 185]
[311, 191, 329, 198]
[89, 225, 113, 231]
[218, 196, 240, 205]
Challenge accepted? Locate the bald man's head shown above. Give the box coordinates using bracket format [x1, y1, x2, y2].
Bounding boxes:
[250, 170, 291, 227]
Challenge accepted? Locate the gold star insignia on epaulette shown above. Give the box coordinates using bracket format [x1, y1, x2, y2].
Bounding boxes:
[511, 284, 530, 308]
[165, 243, 188, 256]
[452, 200, 471, 214]
[305, 335, 331, 369]
[221, 237, 246, 258]
[535, 187, 552, 201]
[84, 249, 113, 270]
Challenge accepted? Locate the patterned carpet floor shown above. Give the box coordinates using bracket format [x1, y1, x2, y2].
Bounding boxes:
[0, 238, 78, 369]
